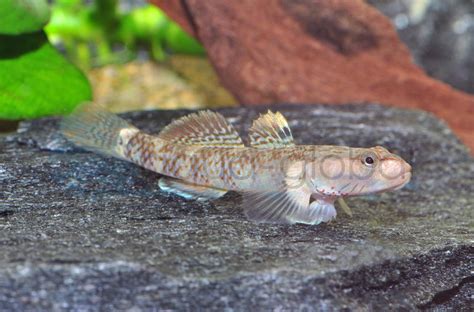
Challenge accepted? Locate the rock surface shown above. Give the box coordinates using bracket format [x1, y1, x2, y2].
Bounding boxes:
[0, 104, 473, 310]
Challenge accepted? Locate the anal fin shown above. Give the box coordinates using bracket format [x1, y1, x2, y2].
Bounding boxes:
[158, 177, 227, 201]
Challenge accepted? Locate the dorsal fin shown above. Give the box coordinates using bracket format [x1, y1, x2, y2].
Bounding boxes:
[158, 110, 245, 147]
[249, 110, 295, 148]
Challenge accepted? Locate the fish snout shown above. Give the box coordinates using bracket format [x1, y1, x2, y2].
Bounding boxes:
[380, 158, 408, 179]
[404, 162, 412, 173]
[403, 162, 412, 179]
[390, 160, 412, 190]
[379, 157, 412, 190]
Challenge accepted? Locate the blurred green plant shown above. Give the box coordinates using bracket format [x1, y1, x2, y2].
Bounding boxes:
[0, 0, 92, 120]
[0, 0, 205, 120]
[45, 0, 205, 69]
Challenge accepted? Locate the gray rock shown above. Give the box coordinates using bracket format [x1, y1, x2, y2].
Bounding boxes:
[0, 104, 472, 311]
[369, 0, 474, 94]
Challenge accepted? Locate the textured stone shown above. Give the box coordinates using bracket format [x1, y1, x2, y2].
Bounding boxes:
[0, 104, 473, 310]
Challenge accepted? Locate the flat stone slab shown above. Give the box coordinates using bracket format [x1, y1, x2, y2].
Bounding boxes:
[0, 104, 472, 310]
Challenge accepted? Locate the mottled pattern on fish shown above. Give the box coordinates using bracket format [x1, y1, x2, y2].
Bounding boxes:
[124, 137, 352, 191]
[61, 103, 412, 225]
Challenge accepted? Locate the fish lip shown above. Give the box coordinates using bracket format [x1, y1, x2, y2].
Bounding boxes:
[387, 172, 412, 191]
[340, 172, 412, 197]
[367, 173, 411, 195]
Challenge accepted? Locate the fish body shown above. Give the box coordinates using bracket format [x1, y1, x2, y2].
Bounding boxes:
[61, 103, 412, 225]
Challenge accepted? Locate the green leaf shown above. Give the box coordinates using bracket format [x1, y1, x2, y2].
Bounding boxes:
[0, 0, 51, 35]
[164, 23, 205, 55]
[0, 32, 92, 120]
[126, 5, 168, 40]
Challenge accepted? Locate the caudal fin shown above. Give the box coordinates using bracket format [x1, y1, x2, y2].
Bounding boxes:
[60, 102, 137, 158]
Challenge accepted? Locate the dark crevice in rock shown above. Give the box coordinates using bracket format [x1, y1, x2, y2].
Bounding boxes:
[0, 210, 14, 218]
[418, 276, 474, 310]
[329, 246, 473, 308]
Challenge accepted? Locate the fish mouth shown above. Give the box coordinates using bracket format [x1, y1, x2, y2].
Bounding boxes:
[339, 172, 412, 197]
[388, 172, 412, 191]
[370, 172, 411, 194]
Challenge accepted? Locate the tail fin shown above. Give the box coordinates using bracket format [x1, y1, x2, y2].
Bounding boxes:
[60, 102, 137, 158]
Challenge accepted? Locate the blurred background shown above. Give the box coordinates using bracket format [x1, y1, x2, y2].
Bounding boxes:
[370, 0, 474, 95]
[44, 0, 238, 112]
[1, 0, 473, 132]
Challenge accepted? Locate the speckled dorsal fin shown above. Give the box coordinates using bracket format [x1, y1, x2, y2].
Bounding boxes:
[158, 110, 245, 147]
[249, 110, 295, 148]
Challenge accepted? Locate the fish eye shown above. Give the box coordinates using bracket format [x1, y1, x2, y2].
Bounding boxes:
[361, 153, 377, 167]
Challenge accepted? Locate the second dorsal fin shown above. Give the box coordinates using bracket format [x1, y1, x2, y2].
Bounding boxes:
[249, 110, 295, 148]
[158, 110, 245, 147]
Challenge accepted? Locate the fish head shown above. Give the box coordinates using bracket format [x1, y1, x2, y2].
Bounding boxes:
[305, 146, 411, 196]
[348, 146, 412, 195]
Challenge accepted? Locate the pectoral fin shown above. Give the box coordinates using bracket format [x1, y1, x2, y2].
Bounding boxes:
[243, 189, 337, 225]
[158, 177, 227, 201]
[242, 160, 337, 225]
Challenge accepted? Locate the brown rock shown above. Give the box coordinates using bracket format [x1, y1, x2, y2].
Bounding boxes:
[151, 0, 474, 152]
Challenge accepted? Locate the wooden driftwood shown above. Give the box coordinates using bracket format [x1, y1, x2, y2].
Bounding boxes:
[151, 0, 474, 152]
